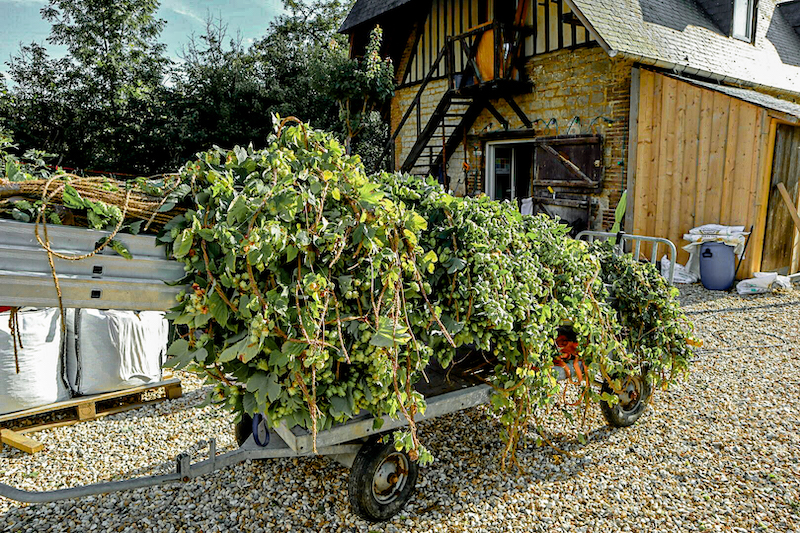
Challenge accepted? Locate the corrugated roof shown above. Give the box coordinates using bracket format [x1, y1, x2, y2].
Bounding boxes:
[566, 0, 800, 96]
[339, 0, 417, 32]
[670, 73, 800, 118]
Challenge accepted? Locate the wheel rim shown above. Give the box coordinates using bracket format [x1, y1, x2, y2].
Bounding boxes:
[616, 376, 642, 413]
[372, 452, 410, 504]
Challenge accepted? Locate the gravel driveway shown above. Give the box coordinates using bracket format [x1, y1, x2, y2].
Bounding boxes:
[1, 286, 799, 533]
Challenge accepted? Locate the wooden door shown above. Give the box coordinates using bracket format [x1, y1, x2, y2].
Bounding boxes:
[761, 124, 800, 274]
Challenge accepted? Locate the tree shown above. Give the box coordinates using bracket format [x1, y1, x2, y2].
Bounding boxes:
[166, 17, 274, 158]
[3, 0, 170, 174]
[249, 0, 352, 133]
[1, 0, 394, 174]
[325, 26, 394, 157]
[3, 43, 78, 167]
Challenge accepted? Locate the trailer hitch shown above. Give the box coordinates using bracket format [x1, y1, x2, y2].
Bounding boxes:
[0, 434, 362, 504]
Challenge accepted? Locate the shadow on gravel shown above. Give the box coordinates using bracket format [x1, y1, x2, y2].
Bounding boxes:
[0, 405, 651, 531]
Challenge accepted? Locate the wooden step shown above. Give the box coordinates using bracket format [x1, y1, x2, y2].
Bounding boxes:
[0, 377, 183, 454]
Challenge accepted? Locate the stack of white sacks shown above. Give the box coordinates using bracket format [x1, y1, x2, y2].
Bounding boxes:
[0, 308, 168, 415]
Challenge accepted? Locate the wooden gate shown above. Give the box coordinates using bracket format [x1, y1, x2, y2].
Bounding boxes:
[529, 135, 603, 234]
[761, 124, 800, 274]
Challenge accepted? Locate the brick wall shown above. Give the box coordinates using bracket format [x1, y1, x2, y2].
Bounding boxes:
[390, 46, 634, 230]
[466, 46, 634, 230]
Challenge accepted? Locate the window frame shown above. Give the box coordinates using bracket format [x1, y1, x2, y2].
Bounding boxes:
[731, 0, 757, 43]
[484, 139, 532, 201]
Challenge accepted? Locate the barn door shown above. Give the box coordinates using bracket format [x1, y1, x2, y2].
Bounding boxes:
[761, 124, 800, 274]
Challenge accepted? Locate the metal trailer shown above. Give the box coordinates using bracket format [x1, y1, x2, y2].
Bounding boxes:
[0, 220, 657, 522]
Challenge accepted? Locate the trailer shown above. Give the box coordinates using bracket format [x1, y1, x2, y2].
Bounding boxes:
[0, 221, 662, 521]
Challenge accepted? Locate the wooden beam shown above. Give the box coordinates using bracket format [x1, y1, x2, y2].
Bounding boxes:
[625, 67, 640, 235]
[77, 402, 97, 421]
[633, 69, 654, 240]
[1, 429, 44, 454]
[482, 99, 509, 129]
[165, 383, 183, 400]
[752, 119, 778, 274]
[777, 182, 800, 232]
[503, 96, 533, 128]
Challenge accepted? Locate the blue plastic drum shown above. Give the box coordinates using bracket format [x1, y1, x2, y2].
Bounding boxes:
[699, 242, 736, 291]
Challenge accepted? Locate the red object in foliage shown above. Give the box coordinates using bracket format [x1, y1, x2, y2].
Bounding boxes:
[556, 334, 579, 359]
[0, 307, 12, 313]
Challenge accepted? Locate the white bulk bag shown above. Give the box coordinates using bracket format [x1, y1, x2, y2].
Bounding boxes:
[66, 309, 168, 396]
[0, 308, 70, 415]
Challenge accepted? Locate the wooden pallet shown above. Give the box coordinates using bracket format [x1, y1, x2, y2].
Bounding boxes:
[0, 377, 182, 454]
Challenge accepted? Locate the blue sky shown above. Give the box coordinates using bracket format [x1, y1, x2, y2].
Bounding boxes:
[0, 0, 285, 78]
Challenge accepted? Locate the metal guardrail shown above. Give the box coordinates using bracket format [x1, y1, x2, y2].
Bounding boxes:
[576, 231, 677, 285]
[0, 220, 185, 310]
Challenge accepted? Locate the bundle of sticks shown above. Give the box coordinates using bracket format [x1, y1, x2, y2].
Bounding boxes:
[0, 174, 184, 230]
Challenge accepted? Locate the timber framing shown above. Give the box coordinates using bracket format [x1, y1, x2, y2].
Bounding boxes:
[344, 0, 800, 276]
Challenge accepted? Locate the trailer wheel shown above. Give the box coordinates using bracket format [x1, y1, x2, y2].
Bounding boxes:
[348, 435, 418, 522]
[235, 414, 253, 447]
[600, 373, 652, 427]
[234, 413, 269, 447]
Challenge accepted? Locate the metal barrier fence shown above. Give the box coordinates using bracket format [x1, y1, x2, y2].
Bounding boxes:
[576, 231, 677, 285]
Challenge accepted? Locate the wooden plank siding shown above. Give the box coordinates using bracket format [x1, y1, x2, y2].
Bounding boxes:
[631, 70, 772, 277]
[402, 0, 593, 85]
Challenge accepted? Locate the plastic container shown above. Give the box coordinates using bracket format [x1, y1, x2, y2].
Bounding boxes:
[699, 242, 736, 290]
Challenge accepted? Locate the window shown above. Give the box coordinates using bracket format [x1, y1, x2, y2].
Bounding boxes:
[732, 0, 756, 42]
[485, 143, 533, 201]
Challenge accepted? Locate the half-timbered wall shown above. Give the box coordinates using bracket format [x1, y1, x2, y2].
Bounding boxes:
[462, 47, 633, 226]
[403, 0, 594, 85]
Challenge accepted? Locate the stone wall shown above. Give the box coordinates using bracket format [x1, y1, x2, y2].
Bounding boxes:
[465, 46, 633, 229]
[390, 46, 634, 229]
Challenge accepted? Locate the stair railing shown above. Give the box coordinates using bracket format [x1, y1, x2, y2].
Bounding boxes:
[375, 45, 449, 171]
[375, 22, 533, 172]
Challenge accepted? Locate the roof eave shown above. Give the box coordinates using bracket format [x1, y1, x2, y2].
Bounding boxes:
[561, 0, 613, 52]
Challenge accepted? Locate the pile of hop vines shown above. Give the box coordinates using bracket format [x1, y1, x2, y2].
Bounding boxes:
[162, 120, 693, 465]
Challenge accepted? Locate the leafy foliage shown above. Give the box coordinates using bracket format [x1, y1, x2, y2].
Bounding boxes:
[325, 26, 394, 154]
[160, 118, 435, 462]
[0, 0, 388, 176]
[162, 121, 694, 466]
[593, 243, 693, 386]
[3, 0, 170, 174]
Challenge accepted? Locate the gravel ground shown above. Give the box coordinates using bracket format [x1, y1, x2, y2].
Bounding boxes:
[1, 285, 799, 532]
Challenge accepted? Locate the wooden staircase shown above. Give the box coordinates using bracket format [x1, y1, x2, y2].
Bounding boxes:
[401, 92, 482, 176]
[375, 21, 533, 177]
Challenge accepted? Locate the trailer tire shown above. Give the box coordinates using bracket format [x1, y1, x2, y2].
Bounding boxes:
[600, 372, 652, 427]
[348, 435, 418, 522]
[235, 414, 253, 447]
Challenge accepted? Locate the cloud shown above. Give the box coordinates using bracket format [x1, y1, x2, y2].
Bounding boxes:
[161, 0, 205, 25]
